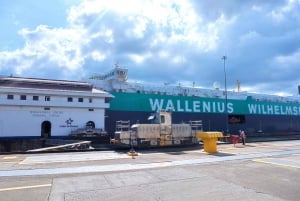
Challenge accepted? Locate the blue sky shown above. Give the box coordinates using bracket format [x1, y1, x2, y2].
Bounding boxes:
[0, 0, 300, 96]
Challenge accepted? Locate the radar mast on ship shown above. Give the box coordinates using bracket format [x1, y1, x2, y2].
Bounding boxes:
[89, 64, 128, 82]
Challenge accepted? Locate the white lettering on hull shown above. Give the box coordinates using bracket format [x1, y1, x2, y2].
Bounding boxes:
[149, 98, 234, 113]
[247, 104, 300, 115]
[149, 98, 300, 115]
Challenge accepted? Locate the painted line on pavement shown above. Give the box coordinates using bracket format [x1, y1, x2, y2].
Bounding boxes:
[0, 184, 51, 192]
[19, 152, 131, 164]
[253, 157, 300, 169]
[3, 156, 17, 160]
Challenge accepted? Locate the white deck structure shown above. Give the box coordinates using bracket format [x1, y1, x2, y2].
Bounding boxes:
[0, 76, 113, 138]
[88, 65, 299, 104]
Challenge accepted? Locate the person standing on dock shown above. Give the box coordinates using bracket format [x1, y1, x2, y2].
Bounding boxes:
[240, 130, 246, 145]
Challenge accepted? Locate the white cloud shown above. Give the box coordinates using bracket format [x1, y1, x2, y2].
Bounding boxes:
[171, 55, 186, 64]
[0, 24, 90, 76]
[158, 50, 169, 59]
[90, 50, 106, 61]
[0, 0, 300, 95]
[67, 0, 219, 51]
[0, 0, 221, 75]
[269, 0, 299, 23]
[128, 52, 152, 63]
[129, 16, 148, 38]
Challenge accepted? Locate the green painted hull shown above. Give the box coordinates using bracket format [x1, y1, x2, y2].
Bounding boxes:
[109, 92, 300, 116]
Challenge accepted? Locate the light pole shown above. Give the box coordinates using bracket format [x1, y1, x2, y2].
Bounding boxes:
[222, 56, 229, 135]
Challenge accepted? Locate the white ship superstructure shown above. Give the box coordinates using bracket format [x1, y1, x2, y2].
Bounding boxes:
[0, 76, 113, 138]
[88, 65, 299, 103]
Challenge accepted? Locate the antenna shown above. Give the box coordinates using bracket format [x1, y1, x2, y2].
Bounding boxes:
[237, 80, 241, 92]
[213, 82, 220, 90]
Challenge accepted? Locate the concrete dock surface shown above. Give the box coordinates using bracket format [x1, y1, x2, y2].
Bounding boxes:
[0, 140, 300, 201]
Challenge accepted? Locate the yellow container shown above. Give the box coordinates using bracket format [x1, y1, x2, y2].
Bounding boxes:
[196, 132, 223, 153]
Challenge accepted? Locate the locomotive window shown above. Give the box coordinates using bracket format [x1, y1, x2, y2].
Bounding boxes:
[160, 115, 165, 123]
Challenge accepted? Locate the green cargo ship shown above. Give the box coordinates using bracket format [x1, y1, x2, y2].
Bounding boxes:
[88, 65, 300, 136]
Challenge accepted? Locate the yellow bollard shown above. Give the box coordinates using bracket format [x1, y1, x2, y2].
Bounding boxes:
[128, 145, 138, 157]
[128, 151, 138, 157]
[196, 132, 223, 153]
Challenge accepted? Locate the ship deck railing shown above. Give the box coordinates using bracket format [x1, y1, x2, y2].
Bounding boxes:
[189, 120, 203, 130]
[116, 120, 131, 131]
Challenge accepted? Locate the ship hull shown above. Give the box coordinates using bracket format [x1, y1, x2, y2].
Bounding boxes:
[105, 92, 300, 136]
[105, 110, 300, 136]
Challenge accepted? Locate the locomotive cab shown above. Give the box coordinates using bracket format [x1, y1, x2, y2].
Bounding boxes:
[147, 110, 172, 125]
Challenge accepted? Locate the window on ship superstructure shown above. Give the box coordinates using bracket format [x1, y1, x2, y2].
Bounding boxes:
[78, 97, 83, 102]
[89, 98, 92, 103]
[20, 95, 26, 100]
[68, 97, 73, 102]
[45, 96, 50, 101]
[33, 96, 39, 101]
[7, 94, 14, 100]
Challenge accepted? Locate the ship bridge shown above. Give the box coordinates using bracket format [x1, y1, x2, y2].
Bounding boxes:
[89, 64, 128, 82]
